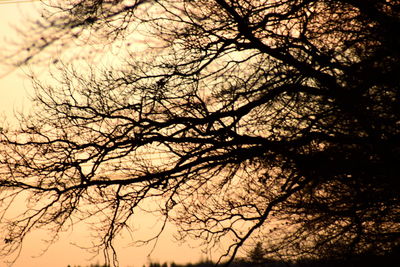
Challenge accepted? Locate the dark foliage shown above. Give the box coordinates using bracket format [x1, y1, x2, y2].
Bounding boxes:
[144, 249, 400, 267]
[1, 0, 399, 266]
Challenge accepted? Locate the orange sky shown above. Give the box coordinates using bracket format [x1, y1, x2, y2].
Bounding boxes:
[0, 2, 206, 266]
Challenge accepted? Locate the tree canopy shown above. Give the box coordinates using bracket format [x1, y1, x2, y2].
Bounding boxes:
[1, 0, 399, 266]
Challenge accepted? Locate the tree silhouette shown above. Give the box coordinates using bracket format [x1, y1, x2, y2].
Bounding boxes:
[247, 242, 266, 265]
[1, 0, 399, 266]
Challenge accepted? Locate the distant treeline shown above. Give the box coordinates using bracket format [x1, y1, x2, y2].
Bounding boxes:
[69, 246, 399, 267]
[145, 253, 399, 267]
[69, 254, 399, 267]
[143, 242, 400, 267]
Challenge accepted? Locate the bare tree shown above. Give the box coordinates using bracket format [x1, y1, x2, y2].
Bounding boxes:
[1, 0, 399, 266]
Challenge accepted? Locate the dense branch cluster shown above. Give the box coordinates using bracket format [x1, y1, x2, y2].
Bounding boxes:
[1, 0, 399, 266]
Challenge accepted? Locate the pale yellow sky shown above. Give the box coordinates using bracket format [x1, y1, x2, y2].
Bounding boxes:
[0, 2, 206, 267]
[0, 2, 33, 121]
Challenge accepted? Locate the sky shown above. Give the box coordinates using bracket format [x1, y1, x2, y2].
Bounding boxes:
[0, 2, 205, 266]
[0, 1, 33, 121]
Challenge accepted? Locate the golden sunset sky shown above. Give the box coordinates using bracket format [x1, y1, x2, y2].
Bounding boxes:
[0, 1, 205, 266]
